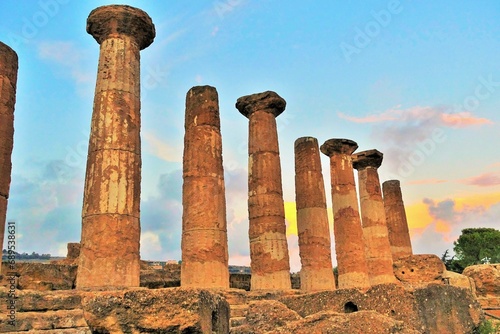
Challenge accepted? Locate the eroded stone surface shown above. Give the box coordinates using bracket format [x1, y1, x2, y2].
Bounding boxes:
[0, 263, 77, 291]
[393, 254, 445, 288]
[77, 5, 155, 289]
[383, 180, 413, 260]
[463, 264, 500, 309]
[81, 288, 229, 333]
[353, 149, 398, 285]
[294, 137, 335, 291]
[0, 42, 17, 275]
[270, 310, 420, 334]
[280, 284, 483, 334]
[0, 287, 229, 334]
[236, 91, 291, 290]
[320, 139, 370, 290]
[181, 86, 229, 289]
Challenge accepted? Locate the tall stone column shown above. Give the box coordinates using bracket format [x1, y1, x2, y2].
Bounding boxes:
[352, 149, 398, 285]
[0, 42, 18, 274]
[382, 180, 413, 260]
[320, 139, 370, 290]
[294, 137, 335, 291]
[236, 91, 291, 290]
[181, 86, 229, 288]
[76, 5, 155, 289]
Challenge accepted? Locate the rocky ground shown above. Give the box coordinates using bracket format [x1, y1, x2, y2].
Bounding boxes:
[0, 258, 497, 333]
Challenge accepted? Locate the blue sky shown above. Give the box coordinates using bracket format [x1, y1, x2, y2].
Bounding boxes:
[1, 1, 499, 271]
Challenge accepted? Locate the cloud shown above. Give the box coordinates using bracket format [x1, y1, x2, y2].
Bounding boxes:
[408, 195, 500, 257]
[37, 41, 94, 91]
[459, 172, 500, 187]
[338, 106, 493, 177]
[440, 112, 493, 127]
[7, 159, 84, 256]
[407, 178, 447, 185]
[140, 169, 183, 261]
[338, 107, 493, 127]
[143, 132, 183, 163]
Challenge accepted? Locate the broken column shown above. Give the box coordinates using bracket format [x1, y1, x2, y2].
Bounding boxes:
[0, 42, 18, 274]
[181, 86, 229, 288]
[352, 149, 398, 285]
[236, 91, 291, 290]
[383, 180, 413, 260]
[320, 139, 370, 290]
[294, 137, 335, 291]
[76, 5, 155, 289]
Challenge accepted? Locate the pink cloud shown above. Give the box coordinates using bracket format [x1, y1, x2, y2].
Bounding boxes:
[440, 112, 493, 128]
[460, 172, 500, 187]
[338, 106, 493, 128]
[407, 178, 448, 185]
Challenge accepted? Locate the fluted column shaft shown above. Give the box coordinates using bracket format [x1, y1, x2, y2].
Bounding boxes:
[320, 139, 370, 290]
[236, 91, 291, 290]
[383, 180, 413, 260]
[181, 86, 229, 288]
[353, 150, 398, 285]
[295, 137, 335, 291]
[0, 42, 18, 274]
[77, 5, 155, 289]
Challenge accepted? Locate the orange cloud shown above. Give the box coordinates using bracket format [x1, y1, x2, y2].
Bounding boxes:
[406, 192, 500, 235]
[285, 201, 334, 236]
[284, 202, 297, 235]
[440, 112, 493, 127]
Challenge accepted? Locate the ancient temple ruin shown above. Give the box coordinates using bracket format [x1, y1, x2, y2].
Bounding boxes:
[181, 85, 229, 288]
[0, 4, 490, 334]
[383, 179, 414, 260]
[320, 139, 371, 289]
[294, 136, 335, 291]
[0, 42, 17, 275]
[235, 91, 291, 290]
[77, 5, 155, 289]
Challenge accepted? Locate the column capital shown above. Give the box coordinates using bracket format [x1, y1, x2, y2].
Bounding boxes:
[87, 5, 155, 50]
[352, 149, 383, 170]
[320, 138, 358, 157]
[236, 91, 286, 118]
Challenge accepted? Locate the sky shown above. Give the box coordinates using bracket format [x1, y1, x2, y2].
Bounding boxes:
[0, 0, 499, 272]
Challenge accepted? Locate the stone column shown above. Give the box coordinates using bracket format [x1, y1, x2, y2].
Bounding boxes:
[320, 139, 370, 290]
[383, 180, 413, 260]
[236, 91, 291, 290]
[294, 137, 335, 291]
[352, 149, 398, 285]
[0, 42, 18, 274]
[181, 86, 229, 288]
[76, 5, 155, 289]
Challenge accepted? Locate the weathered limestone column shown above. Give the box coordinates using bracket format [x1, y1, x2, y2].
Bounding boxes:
[236, 91, 291, 290]
[0, 43, 18, 274]
[181, 86, 229, 288]
[294, 137, 335, 291]
[383, 180, 413, 260]
[352, 149, 398, 285]
[76, 5, 155, 289]
[320, 139, 370, 290]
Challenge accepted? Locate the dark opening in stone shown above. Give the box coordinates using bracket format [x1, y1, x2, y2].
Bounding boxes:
[344, 301, 358, 313]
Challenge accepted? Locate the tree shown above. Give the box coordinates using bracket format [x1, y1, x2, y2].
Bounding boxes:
[453, 228, 500, 270]
[441, 249, 464, 273]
